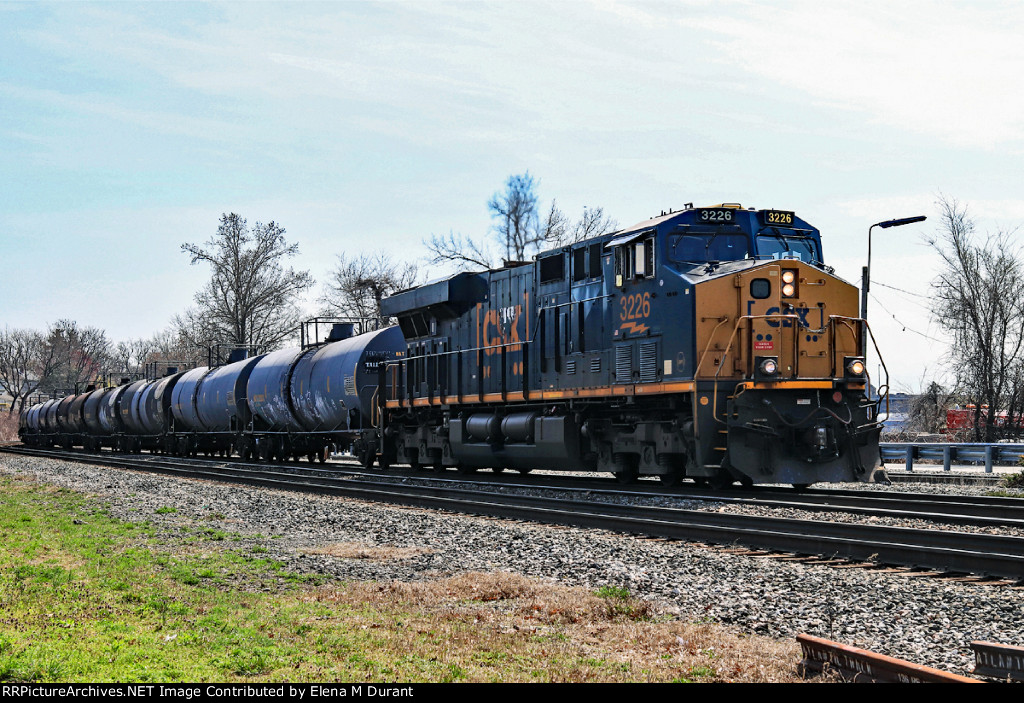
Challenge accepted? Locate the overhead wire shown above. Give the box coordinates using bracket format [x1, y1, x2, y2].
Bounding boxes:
[868, 292, 947, 343]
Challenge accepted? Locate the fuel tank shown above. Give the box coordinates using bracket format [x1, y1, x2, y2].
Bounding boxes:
[288, 326, 404, 432]
[195, 355, 264, 431]
[119, 380, 150, 435]
[246, 347, 310, 431]
[139, 372, 185, 435]
[82, 387, 112, 435]
[99, 384, 130, 434]
[171, 367, 211, 431]
[54, 395, 76, 433]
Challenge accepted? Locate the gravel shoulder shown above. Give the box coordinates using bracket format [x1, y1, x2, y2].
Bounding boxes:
[2, 453, 1022, 677]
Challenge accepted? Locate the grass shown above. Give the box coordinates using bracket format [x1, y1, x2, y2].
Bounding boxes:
[0, 473, 805, 683]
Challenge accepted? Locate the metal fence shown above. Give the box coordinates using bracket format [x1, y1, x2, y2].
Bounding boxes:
[880, 442, 1024, 473]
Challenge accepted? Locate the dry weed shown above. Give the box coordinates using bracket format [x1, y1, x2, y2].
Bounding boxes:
[0, 411, 21, 442]
[309, 571, 804, 682]
[307, 541, 433, 561]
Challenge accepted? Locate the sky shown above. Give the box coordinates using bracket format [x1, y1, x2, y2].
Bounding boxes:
[3, 0, 1024, 391]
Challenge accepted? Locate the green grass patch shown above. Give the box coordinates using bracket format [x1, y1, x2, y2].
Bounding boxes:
[0, 476, 802, 683]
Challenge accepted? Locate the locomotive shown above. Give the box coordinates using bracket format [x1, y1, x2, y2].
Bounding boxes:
[19, 203, 887, 488]
[378, 203, 885, 487]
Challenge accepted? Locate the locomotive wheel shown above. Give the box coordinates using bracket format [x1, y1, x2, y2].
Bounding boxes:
[516, 468, 532, 475]
[491, 466, 505, 474]
[456, 463, 477, 475]
[792, 483, 811, 491]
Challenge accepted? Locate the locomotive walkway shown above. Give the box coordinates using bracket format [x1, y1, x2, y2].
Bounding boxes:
[5, 444, 1024, 581]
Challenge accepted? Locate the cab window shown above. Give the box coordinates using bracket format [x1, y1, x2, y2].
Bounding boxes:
[614, 236, 655, 285]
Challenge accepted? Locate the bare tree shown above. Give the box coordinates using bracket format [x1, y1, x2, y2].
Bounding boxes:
[320, 251, 420, 328]
[907, 381, 954, 435]
[422, 230, 494, 270]
[0, 327, 56, 414]
[111, 337, 158, 377]
[487, 172, 543, 262]
[425, 173, 618, 270]
[177, 213, 313, 353]
[145, 326, 206, 369]
[45, 319, 110, 393]
[929, 196, 1024, 441]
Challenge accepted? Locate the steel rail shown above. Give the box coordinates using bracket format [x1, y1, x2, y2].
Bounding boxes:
[798, 634, 981, 683]
[971, 641, 1024, 681]
[6, 446, 1024, 579]
[7, 445, 1024, 527]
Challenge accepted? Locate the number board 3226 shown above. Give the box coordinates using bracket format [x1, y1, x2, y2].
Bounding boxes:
[760, 210, 795, 226]
[697, 208, 736, 223]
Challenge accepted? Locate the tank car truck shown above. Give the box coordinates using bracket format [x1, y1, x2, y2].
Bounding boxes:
[376, 203, 886, 488]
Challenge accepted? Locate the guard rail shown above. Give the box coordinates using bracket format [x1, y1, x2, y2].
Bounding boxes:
[880, 442, 1024, 473]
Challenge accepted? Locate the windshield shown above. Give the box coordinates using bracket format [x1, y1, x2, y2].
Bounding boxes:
[755, 234, 820, 263]
[668, 233, 750, 264]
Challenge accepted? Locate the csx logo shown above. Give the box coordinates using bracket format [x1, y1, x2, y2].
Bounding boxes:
[748, 301, 818, 328]
[481, 305, 523, 356]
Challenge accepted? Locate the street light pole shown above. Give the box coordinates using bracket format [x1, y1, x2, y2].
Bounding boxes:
[861, 215, 927, 357]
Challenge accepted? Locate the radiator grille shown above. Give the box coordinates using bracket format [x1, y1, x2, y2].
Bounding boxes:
[590, 357, 602, 373]
[615, 346, 632, 381]
[566, 360, 576, 375]
[639, 342, 658, 383]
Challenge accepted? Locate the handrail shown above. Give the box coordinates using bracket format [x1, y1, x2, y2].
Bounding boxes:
[703, 312, 803, 425]
[701, 313, 888, 427]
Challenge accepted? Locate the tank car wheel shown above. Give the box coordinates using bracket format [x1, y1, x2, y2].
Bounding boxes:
[306, 453, 317, 463]
[318, 446, 330, 463]
[491, 466, 505, 474]
[359, 446, 376, 469]
[516, 468, 532, 475]
[658, 470, 682, 487]
[614, 469, 638, 485]
[456, 463, 477, 475]
[691, 477, 709, 488]
[708, 472, 734, 490]
[612, 453, 639, 484]
[792, 483, 811, 491]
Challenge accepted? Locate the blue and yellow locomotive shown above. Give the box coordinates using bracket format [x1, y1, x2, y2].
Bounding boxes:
[380, 203, 886, 487]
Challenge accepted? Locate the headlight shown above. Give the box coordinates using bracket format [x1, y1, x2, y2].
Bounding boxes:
[781, 269, 798, 297]
[757, 356, 779, 378]
[845, 357, 866, 377]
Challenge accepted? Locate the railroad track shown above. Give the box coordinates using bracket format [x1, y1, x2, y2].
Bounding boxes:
[6, 445, 1024, 580]
[10, 444, 1024, 529]
[798, 636, 1024, 682]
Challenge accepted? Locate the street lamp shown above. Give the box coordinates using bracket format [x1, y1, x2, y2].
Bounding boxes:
[861, 215, 927, 355]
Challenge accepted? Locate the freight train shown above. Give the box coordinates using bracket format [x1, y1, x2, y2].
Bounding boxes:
[19, 203, 888, 488]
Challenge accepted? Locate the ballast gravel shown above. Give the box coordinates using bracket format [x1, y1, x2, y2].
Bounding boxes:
[2, 453, 1022, 678]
